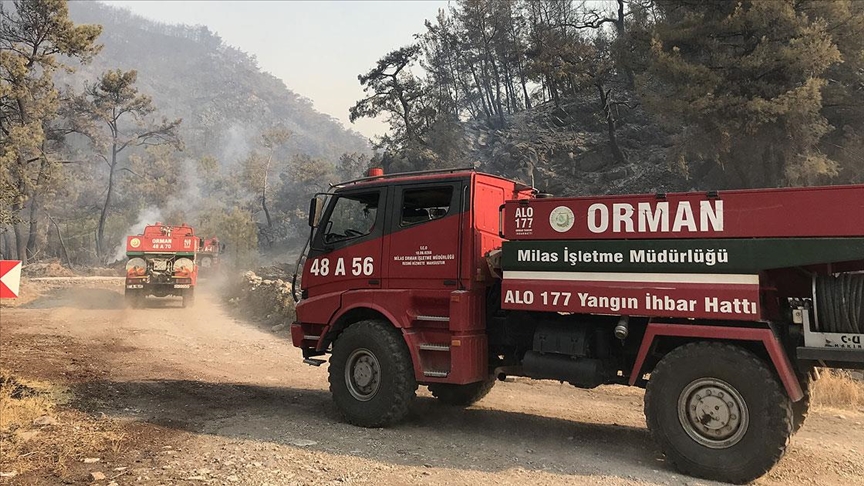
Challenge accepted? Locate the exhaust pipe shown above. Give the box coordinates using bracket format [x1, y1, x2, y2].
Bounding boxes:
[614, 316, 629, 340]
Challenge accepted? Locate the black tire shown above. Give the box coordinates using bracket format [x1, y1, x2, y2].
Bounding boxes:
[124, 290, 135, 308]
[182, 288, 195, 308]
[428, 377, 495, 406]
[644, 342, 793, 484]
[329, 320, 417, 427]
[125, 290, 143, 308]
[792, 374, 812, 434]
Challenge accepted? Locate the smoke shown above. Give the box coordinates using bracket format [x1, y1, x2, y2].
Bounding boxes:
[165, 157, 204, 220]
[112, 206, 164, 263]
[220, 123, 253, 167]
[107, 123, 261, 264]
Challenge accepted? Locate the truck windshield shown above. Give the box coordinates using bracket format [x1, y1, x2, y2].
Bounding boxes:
[323, 191, 380, 243]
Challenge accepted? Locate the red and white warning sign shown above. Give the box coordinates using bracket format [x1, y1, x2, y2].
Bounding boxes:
[0, 260, 22, 299]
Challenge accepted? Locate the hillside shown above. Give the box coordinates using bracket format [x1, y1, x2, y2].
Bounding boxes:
[466, 95, 690, 198]
[66, 2, 370, 164]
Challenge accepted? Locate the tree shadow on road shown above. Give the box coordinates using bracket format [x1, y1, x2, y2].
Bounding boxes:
[20, 288, 188, 310]
[22, 288, 127, 310]
[71, 378, 666, 481]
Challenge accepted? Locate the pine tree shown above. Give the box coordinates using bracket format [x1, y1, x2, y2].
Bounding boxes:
[642, 0, 843, 187]
[0, 0, 101, 261]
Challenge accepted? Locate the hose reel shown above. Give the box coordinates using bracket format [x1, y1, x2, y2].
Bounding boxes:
[813, 273, 864, 334]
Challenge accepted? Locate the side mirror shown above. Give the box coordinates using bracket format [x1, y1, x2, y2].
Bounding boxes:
[308, 197, 324, 228]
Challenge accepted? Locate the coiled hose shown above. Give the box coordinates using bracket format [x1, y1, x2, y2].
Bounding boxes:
[815, 274, 864, 334]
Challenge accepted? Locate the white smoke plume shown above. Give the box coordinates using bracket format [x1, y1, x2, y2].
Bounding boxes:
[111, 206, 164, 263]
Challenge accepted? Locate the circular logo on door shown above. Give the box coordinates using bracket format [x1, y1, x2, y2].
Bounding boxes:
[130, 238, 141, 248]
[549, 206, 575, 233]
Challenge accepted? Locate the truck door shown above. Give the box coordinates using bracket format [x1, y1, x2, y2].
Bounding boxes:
[304, 187, 385, 298]
[385, 181, 463, 290]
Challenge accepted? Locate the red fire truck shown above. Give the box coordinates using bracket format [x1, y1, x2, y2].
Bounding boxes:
[196, 237, 223, 276]
[291, 168, 864, 483]
[125, 223, 199, 307]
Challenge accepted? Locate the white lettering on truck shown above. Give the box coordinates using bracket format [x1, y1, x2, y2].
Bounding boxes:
[587, 200, 723, 234]
[309, 257, 374, 277]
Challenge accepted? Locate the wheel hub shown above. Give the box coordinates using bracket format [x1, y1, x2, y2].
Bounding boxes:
[345, 348, 381, 402]
[353, 358, 375, 387]
[678, 378, 749, 449]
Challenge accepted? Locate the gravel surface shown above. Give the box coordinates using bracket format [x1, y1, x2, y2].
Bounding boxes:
[1, 281, 862, 485]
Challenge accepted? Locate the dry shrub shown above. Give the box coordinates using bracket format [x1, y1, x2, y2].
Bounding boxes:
[227, 271, 295, 324]
[0, 373, 64, 433]
[812, 369, 864, 410]
[0, 372, 124, 479]
[21, 261, 75, 278]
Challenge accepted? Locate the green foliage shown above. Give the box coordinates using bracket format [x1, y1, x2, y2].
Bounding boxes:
[127, 144, 185, 209]
[356, 0, 639, 172]
[198, 206, 259, 271]
[74, 68, 183, 260]
[336, 152, 372, 181]
[350, 44, 428, 149]
[357, 0, 863, 189]
[641, 0, 844, 187]
[0, 0, 101, 260]
[806, 0, 864, 184]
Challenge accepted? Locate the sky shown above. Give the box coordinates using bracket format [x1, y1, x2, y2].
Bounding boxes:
[101, 1, 451, 141]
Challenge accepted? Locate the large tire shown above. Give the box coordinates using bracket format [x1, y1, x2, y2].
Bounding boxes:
[329, 320, 417, 427]
[428, 377, 495, 406]
[182, 288, 195, 308]
[792, 373, 812, 434]
[125, 290, 143, 308]
[644, 342, 793, 484]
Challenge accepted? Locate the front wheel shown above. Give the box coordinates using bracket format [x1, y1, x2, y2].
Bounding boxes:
[644, 342, 793, 484]
[428, 377, 495, 406]
[329, 320, 417, 427]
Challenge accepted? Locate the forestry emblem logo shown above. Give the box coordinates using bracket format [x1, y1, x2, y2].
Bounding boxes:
[549, 206, 575, 233]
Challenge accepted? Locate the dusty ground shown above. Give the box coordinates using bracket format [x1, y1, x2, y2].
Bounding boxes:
[1, 280, 863, 485]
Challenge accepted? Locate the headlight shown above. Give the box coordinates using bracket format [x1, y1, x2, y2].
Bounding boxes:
[174, 257, 194, 273]
[126, 257, 146, 276]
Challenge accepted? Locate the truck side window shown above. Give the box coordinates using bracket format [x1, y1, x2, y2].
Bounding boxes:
[400, 186, 453, 226]
[323, 191, 380, 243]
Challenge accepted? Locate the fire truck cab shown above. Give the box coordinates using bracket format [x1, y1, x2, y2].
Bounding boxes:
[294, 169, 529, 385]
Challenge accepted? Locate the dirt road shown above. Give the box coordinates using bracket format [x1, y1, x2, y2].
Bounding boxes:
[2, 281, 863, 485]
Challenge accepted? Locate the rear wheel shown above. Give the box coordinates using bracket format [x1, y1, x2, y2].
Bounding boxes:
[644, 342, 792, 484]
[428, 377, 495, 406]
[125, 290, 143, 308]
[182, 288, 195, 308]
[329, 320, 417, 427]
[792, 373, 812, 433]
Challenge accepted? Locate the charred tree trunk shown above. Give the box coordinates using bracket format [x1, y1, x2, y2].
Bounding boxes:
[262, 153, 274, 229]
[25, 157, 49, 261]
[12, 202, 26, 263]
[468, 63, 492, 120]
[26, 195, 40, 261]
[519, 57, 532, 110]
[597, 82, 626, 165]
[97, 144, 118, 260]
[1, 230, 10, 260]
[488, 56, 506, 128]
[546, 74, 560, 107]
[47, 212, 73, 269]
